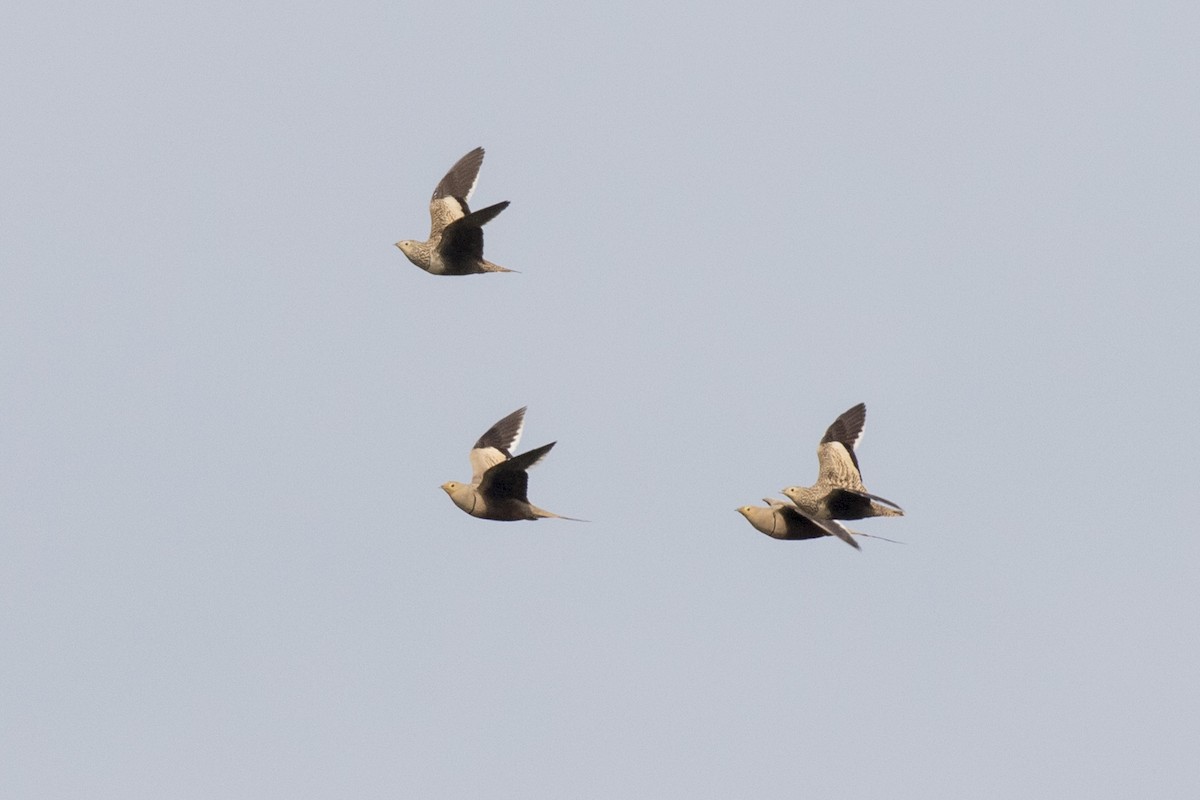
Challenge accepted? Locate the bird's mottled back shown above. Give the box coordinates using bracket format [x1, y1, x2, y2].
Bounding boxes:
[816, 441, 865, 490]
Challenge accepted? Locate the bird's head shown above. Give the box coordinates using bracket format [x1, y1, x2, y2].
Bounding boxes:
[737, 504, 778, 537]
[395, 240, 416, 256]
[442, 481, 478, 515]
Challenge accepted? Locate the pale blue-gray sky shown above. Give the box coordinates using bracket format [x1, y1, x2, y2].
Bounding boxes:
[3, 2, 1198, 798]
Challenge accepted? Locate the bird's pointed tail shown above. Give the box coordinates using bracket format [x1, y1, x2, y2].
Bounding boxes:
[853, 531, 905, 544]
[479, 260, 518, 273]
[531, 505, 587, 522]
[869, 502, 904, 518]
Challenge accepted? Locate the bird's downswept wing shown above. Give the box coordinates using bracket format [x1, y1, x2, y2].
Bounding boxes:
[779, 500, 861, 550]
[760, 499, 828, 541]
[478, 442, 556, 502]
[438, 201, 510, 260]
[827, 487, 905, 517]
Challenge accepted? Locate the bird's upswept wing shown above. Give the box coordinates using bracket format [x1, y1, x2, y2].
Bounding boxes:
[469, 406, 526, 485]
[820, 403, 866, 472]
[428, 147, 485, 237]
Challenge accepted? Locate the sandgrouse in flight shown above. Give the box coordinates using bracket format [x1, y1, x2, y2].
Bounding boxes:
[395, 146, 513, 275]
[441, 407, 582, 521]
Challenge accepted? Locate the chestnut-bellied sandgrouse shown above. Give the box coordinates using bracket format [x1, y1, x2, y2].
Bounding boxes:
[781, 403, 904, 533]
[395, 147, 513, 275]
[441, 407, 582, 521]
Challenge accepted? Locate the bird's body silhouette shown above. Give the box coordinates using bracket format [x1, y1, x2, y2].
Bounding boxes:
[779, 403, 904, 544]
[738, 499, 902, 549]
[396, 147, 513, 275]
[441, 407, 581, 521]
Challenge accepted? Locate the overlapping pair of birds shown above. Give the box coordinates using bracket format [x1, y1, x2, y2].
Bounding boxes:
[396, 148, 905, 549]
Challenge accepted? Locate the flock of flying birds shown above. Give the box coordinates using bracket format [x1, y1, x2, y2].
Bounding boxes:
[395, 147, 905, 550]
